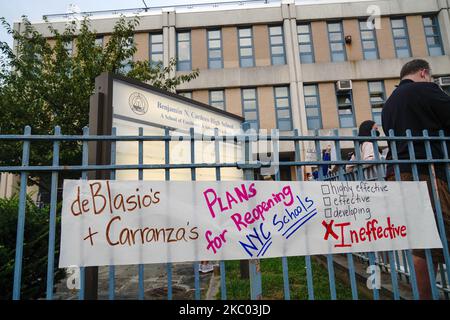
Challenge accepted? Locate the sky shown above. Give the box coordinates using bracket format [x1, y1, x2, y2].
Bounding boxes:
[0, 0, 373, 48]
[0, 0, 248, 48]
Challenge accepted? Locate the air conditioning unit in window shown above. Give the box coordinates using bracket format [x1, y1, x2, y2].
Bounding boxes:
[336, 80, 352, 91]
[435, 76, 450, 87]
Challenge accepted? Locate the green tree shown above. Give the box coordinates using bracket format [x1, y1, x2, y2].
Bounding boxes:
[0, 15, 199, 191]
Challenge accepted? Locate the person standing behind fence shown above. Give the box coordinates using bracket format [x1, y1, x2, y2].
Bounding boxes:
[321, 146, 331, 176]
[346, 120, 382, 180]
[382, 59, 450, 300]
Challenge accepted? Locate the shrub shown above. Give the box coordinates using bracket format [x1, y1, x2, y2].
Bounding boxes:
[0, 196, 65, 299]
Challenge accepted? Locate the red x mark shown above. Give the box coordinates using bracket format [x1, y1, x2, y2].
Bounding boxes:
[322, 220, 339, 240]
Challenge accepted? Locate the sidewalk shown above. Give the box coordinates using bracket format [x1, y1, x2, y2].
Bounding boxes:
[53, 263, 214, 300]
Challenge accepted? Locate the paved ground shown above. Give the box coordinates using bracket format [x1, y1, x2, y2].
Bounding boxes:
[53, 263, 216, 300]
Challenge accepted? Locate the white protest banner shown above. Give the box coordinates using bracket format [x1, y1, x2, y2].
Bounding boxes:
[59, 180, 443, 267]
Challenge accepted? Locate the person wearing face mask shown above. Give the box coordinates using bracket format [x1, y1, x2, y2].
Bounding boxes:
[345, 120, 382, 177]
[382, 59, 450, 300]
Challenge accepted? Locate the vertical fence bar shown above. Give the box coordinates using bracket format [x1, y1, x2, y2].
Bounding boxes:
[108, 127, 117, 300]
[46, 126, 61, 300]
[79, 126, 89, 300]
[379, 253, 388, 271]
[369, 135, 382, 290]
[241, 123, 262, 300]
[293, 129, 314, 300]
[281, 257, 290, 300]
[387, 250, 400, 300]
[439, 130, 450, 191]
[305, 255, 314, 300]
[219, 261, 226, 300]
[272, 129, 291, 300]
[314, 129, 336, 300]
[12, 126, 31, 300]
[138, 127, 145, 300]
[190, 128, 201, 300]
[367, 253, 380, 300]
[165, 127, 173, 300]
[363, 119, 400, 297]
[388, 129, 419, 299]
[423, 130, 450, 287]
[438, 264, 449, 299]
[366, 130, 383, 301]
[401, 250, 410, 283]
[335, 129, 358, 300]
[395, 250, 409, 282]
[405, 130, 439, 300]
[214, 128, 227, 300]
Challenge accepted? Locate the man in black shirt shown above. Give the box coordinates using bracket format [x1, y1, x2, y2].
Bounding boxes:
[382, 59, 450, 299]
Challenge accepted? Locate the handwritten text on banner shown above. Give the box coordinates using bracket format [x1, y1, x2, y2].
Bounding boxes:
[59, 180, 443, 267]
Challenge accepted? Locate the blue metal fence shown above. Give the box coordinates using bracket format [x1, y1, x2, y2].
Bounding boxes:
[0, 125, 449, 300]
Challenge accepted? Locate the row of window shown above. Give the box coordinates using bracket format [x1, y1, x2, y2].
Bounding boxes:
[300, 16, 444, 63]
[171, 26, 287, 71]
[180, 82, 386, 131]
[180, 82, 450, 131]
[305, 81, 387, 130]
[63, 15, 444, 71]
[169, 15, 444, 70]
[178, 87, 293, 131]
[180, 82, 385, 131]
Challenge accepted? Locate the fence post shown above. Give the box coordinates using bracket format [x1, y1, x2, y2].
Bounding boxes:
[85, 73, 113, 299]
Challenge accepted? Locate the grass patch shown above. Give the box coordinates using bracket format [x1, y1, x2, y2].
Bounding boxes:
[218, 256, 360, 300]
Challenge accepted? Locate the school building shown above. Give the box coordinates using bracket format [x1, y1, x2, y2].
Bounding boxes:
[4, 0, 450, 187]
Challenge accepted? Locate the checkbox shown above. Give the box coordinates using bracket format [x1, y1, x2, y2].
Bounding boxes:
[324, 208, 332, 218]
[321, 185, 330, 195]
[323, 197, 331, 206]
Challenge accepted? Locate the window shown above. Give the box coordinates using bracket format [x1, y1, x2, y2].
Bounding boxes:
[95, 37, 104, 47]
[207, 29, 223, 69]
[336, 89, 355, 128]
[327, 21, 346, 62]
[391, 18, 411, 58]
[274, 86, 292, 131]
[368, 81, 386, 125]
[297, 23, 315, 63]
[269, 26, 286, 65]
[64, 40, 73, 56]
[241, 88, 259, 130]
[423, 16, 444, 56]
[177, 31, 191, 71]
[304, 84, 322, 130]
[178, 91, 192, 99]
[150, 33, 164, 66]
[359, 20, 379, 60]
[209, 90, 225, 110]
[238, 27, 254, 68]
